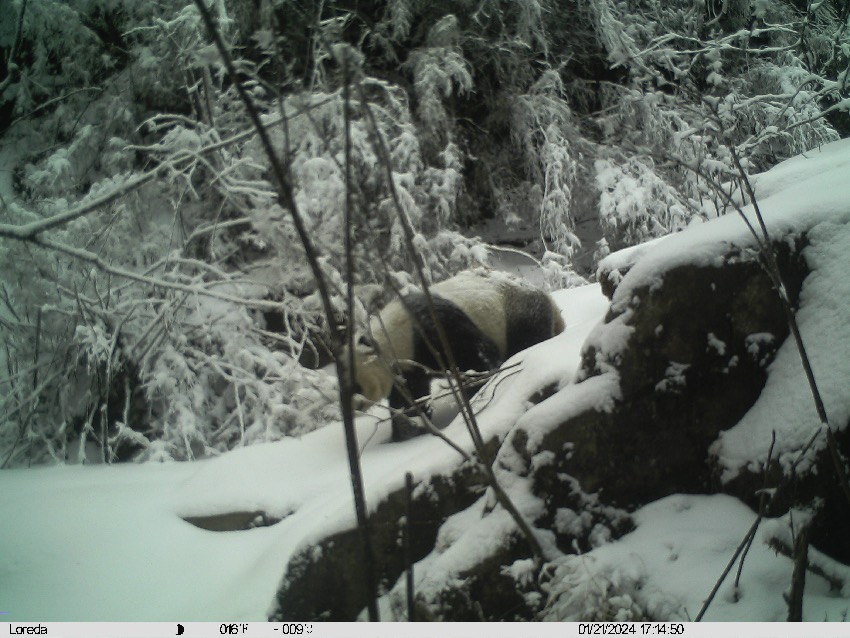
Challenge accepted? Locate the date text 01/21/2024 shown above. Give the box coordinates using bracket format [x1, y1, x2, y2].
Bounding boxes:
[578, 624, 686, 635]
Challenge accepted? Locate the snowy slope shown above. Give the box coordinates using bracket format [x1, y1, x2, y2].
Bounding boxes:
[0, 283, 609, 621]
[3, 139, 850, 621]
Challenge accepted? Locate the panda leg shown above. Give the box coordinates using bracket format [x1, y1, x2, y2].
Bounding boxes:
[389, 367, 432, 442]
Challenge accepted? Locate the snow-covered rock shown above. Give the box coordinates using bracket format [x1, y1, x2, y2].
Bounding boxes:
[275, 140, 850, 620]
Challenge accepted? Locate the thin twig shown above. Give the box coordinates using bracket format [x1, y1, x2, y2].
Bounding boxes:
[0, 167, 164, 241]
[340, 50, 381, 622]
[405, 471, 416, 622]
[768, 532, 846, 592]
[29, 235, 287, 309]
[694, 515, 761, 621]
[734, 430, 776, 590]
[787, 524, 809, 621]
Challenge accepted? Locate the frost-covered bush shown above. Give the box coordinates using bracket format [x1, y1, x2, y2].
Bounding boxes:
[587, 0, 844, 249]
[595, 156, 693, 249]
[540, 554, 678, 621]
[0, 0, 490, 466]
[247, 82, 477, 280]
[507, 71, 582, 256]
[2, 0, 847, 465]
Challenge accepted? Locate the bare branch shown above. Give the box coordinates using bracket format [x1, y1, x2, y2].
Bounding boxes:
[787, 524, 809, 621]
[768, 530, 848, 593]
[0, 168, 164, 241]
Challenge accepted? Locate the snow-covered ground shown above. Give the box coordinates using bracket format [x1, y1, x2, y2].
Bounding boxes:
[3, 139, 850, 622]
[542, 494, 849, 621]
[0, 283, 609, 621]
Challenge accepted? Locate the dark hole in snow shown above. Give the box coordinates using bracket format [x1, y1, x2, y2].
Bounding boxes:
[181, 510, 285, 531]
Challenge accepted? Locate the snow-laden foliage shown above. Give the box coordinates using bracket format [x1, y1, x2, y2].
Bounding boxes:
[540, 553, 657, 621]
[405, 15, 473, 141]
[508, 71, 581, 255]
[248, 83, 479, 280]
[595, 155, 694, 248]
[1, 0, 847, 465]
[0, 0, 487, 465]
[587, 0, 845, 248]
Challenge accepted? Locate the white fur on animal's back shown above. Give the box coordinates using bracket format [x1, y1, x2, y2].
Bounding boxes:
[370, 271, 509, 359]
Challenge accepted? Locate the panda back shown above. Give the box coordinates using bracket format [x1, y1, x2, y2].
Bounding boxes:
[402, 291, 502, 373]
[368, 272, 559, 378]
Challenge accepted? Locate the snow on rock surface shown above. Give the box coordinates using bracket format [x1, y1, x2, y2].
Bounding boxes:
[713, 219, 850, 479]
[600, 139, 850, 302]
[599, 138, 850, 481]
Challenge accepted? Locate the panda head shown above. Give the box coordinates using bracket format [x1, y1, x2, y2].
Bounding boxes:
[351, 333, 395, 402]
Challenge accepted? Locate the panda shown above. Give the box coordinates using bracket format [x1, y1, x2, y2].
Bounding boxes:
[351, 270, 565, 441]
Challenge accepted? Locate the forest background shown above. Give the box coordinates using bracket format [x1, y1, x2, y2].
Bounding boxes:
[0, 0, 847, 467]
